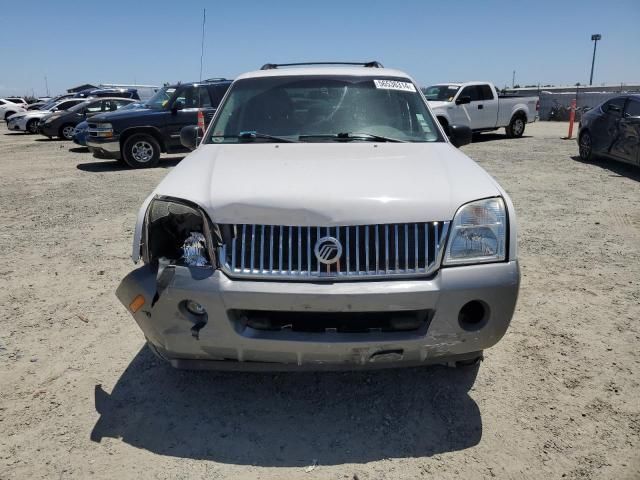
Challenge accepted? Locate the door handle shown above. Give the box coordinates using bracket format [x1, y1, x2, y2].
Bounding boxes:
[478, 104, 484, 110]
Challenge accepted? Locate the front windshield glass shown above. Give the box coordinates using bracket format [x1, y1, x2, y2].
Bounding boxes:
[422, 85, 460, 101]
[207, 75, 443, 143]
[144, 87, 176, 109]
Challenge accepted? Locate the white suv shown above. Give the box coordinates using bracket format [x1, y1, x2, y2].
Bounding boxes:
[116, 62, 520, 371]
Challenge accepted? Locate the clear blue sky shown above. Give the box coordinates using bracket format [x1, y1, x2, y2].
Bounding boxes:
[1, 0, 639, 97]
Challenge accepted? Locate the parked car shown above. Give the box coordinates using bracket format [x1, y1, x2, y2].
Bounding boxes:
[578, 94, 640, 166]
[39, 97, 137, 139]
[74, 101, 145, 145]
[115, 62, 519, 371]
[0, 99, 27, 120]
[6, 98, 85, 133]
[423, 82, 539, 138]
[4, 97, 27, 106]
[86, 78, 231, 167]
[73, 88, 140, 100]
[26, 102, 48, 110]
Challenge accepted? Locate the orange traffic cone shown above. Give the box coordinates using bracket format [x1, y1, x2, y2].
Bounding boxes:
[197, 110, 205, 133]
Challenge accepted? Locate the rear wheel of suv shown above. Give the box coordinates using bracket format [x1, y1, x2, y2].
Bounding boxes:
[59, 124, 75, 140]
[26, 119, 39, 134]
[123, 134, 161, 168]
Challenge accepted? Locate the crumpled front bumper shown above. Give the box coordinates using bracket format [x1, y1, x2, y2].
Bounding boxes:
[116, 261, 519, 370]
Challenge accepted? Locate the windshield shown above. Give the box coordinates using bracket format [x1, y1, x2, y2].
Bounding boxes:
[144, 87, 176, 109]
[207, 75, 443, 143]
[422, 85, 460, 101]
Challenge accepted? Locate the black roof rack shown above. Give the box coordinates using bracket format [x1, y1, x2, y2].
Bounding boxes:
[260, 61, 383, 70]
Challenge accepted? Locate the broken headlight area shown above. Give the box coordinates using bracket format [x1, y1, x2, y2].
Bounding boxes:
[143, 198, 216, 267]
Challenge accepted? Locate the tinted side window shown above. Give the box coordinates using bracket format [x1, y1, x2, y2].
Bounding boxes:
[173, 86, 212, 108]
[57, 100, 79, 110]
[209, 84, 229, 106]
[602, 97, 625, 117]
[624, 99, 640, 117]
[459, 85, 481, 102]
[479, 84, 494, 100]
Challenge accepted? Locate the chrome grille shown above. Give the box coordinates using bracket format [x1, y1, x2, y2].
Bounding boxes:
[217, 222, 450, 280]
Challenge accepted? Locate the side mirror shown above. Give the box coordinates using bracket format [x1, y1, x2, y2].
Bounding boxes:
[455, 96, 471, 105]
[171, 100, 184, 114]
[448, 124, 472, 148]
[180, 125, 202, 150]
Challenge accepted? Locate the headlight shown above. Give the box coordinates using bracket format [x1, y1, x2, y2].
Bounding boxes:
[143, 198, 214, 267]
[443, 197, 506, 265]
[91, 123, 113, 137]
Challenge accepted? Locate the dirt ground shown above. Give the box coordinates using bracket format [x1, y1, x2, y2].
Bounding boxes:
[0, 121, 638, 480]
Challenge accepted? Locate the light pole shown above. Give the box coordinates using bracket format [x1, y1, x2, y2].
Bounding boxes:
[589, 34, 601, 86]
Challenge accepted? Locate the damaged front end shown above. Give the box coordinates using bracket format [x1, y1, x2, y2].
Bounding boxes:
[141, 196, 220, 268]
[121, 197, 222, 342]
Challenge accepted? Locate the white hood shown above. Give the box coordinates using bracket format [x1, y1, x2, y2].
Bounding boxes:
[131, 142, 507, 261]
[152, 142, 500, 225]
[426, 101, 451, 110]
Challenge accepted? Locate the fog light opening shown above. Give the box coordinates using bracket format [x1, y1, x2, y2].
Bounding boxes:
[185, 300, 206, 316]
[458, 300, 488, 331]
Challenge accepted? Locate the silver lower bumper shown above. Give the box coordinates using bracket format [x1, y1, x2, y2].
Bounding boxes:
[116, 261, 520, 370]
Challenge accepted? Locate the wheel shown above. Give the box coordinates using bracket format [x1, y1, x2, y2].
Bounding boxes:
[123, 134, 161, 168]
[59, 124, 75, 140]
[26, 119, 39, 134]
[579, 130, 594, 162]
[505, 115, 526, 138]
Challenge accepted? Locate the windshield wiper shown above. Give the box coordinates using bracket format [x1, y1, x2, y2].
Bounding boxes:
[299, 132, 407, 143]
[232, 131, 298, 143]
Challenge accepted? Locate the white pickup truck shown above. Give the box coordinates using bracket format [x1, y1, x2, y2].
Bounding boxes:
[423, 82, 539, 138]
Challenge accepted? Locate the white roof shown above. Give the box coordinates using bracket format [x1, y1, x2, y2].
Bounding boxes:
[236, 66, 414, 81]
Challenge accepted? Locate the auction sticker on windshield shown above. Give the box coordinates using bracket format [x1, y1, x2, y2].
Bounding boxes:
[373, 79, 416, 92]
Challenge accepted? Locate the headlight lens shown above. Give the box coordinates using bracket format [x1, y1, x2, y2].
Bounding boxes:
[91, 123, 113, 137]
[144, 198, 213, 267]
[443, 197, 506, 265]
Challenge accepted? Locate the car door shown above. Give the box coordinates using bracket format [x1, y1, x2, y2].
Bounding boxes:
[164, 85, 214, 149]
[453, 85, 482, 129]
[591, 97, 626, 154]
[477, 84, 498, 129]
[610, 98, 640, 165]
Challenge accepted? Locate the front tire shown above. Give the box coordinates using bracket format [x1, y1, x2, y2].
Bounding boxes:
[505, 115, 526, 138]
[579, 130, 594, 162]
[59, 124, 75, 140]
[123, 134, 160, 168]
[26, 119, 39, 134]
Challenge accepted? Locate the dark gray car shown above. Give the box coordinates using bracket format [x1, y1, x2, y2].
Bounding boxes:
[39, 98, 137, 139]
[578, 94, 640, 167]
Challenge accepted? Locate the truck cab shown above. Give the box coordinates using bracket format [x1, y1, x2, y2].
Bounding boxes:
[86, 79, 232, 168]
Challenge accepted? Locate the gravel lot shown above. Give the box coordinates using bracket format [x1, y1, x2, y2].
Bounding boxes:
[0, 121, 638, 480]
